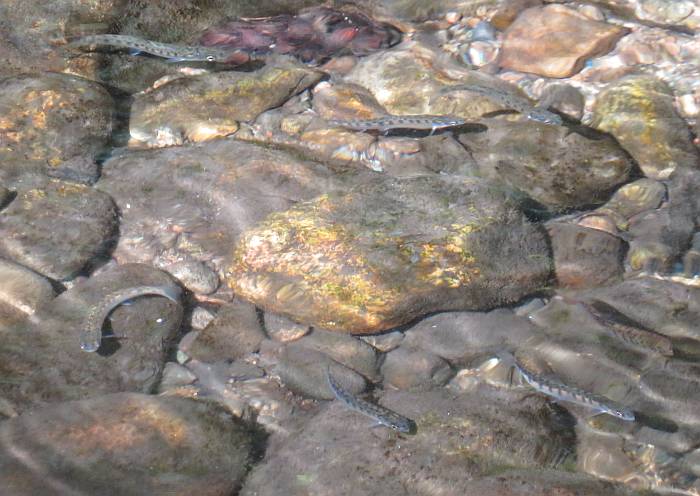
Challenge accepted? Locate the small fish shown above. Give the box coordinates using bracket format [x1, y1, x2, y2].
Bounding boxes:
[327, 115, 466, 135]
[81, 284, 182, 352]
[439, 83, 563, 125]
[326, 369, 416, 433]
[498, 352, 635, 421]
[581, 300, 673, 357]
[69, 34, 253, 64]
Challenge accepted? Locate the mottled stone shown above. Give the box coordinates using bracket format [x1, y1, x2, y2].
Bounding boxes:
[402, 309, 542, 364]
[228, 175, 551, 333]
[381, 346, 453, 390]
[0, 393, 252, 496]
[0, 263, 183, 414]
[296, 328, 380, 381]
[0, 0, 123, 79]
[0, 179, 118, 280]
[591, 75, 699, 180]
[184, 300, 266, 363]
[311, 81, 387, 120]
[547, 222, 624, 288]
[275, 342, 366, 400]
[344, 39, 501, 117]
[458, 119, 633, 210]
[579, 0, 699, 32]
[97, 139, 356, 278]
[241, 387, 577, 495]
[579, 277, 700, 341]
[499, 5, 628, 77]
[0, 73, 114, 184]
[155, 253, 220, 295]
[0, 258, 55, 326]
[129, 61, 323, 148]
[263, 312, 311, 342]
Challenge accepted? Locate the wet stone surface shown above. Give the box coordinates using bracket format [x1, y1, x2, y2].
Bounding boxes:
[498, 4, 628, 78]
[228, 175, 551, 333]
[0, 73, 114, 184]
[457, 118, 634, 210]
[97, 139, 360, 278]
[240, 387, 584, 496]
[0, 393, 254, 496]
[129, 60, 323, 148]
[591, 75, 699, 180]
[0, 263, 183, 414]
[0, 179, 118, 281]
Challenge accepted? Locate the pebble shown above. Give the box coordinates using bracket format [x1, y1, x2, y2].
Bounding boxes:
[499, 5, 628, 78]
[263, 312, 311, 342]
[381, 346, 453, 390]
[184, 300, 266, 363]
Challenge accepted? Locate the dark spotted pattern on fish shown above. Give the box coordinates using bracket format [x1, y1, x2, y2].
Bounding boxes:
[327, 115, 466, 134]
[498, 352, 634, 421]
[440, 83, 563, 125]
[582, 300, 674, 357]
[69, 34, 255, 64]
[80, 284, 182, 352]
[326, 369, 416, 433]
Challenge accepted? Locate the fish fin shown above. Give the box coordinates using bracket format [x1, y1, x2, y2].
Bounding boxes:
[166, 57, 187, 63]
[128, 48, 143, 56]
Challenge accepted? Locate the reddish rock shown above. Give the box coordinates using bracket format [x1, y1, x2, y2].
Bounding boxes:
[499, 5, 628, 78]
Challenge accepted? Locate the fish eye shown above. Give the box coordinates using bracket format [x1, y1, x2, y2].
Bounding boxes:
[206, 55, 215, 62]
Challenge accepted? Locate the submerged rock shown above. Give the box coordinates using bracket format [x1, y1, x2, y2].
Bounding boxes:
[0, 264, 183, 414]
[458, 119, 633, 210]
[97, 139, 359, 278]
[0, 393, 253, 496]
[591, 75, 699, 180]
[0, 73, 113, 184]
[499, 4, 628, 77]
[227, 175, 551, 333]
[184, 300, 266, 363]
[241, 387, 577, 495]
[0, 179, 118, 281]
[129, 60, 323, 148]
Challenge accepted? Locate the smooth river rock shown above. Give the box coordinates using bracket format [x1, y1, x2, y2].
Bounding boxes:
[0, 179, 118, 280]
[227, 175, 551, 333]
[499, 4, 628, 77]
[0, 393, 253, 496]
[591, 75, 699, 180]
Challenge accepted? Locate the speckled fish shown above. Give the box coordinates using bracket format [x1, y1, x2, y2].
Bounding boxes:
[327, 115, 466, 135]
[326, 369, 416, 433]
[80, 284, 182, 352]
[69, 34, 254, 64]
[499, 353, 635, 421]
[440, 83, 562, 125]
[582, 300, 673, 357]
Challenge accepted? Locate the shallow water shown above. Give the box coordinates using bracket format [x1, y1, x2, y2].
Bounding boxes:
[1, 1, 700, 495]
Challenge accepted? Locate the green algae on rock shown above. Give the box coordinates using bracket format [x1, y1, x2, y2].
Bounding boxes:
[591, 75, 699, 180]
[227, 175, 551, 333]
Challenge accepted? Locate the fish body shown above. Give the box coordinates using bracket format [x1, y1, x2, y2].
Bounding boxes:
[582, 300, 673, 357]
[440, 83, 562, 125]
[326, 369, 416, 433]
[69, 34, 253, 64]
[327, 115, 466, 134]
[81, 284, 182, 352]
[497, 352, 634, 421]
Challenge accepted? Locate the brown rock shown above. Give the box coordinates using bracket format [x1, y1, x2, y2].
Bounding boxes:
[547, 222, 624, 288]
[0, 393, 252, 496]
[499, 5, 628, 78]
